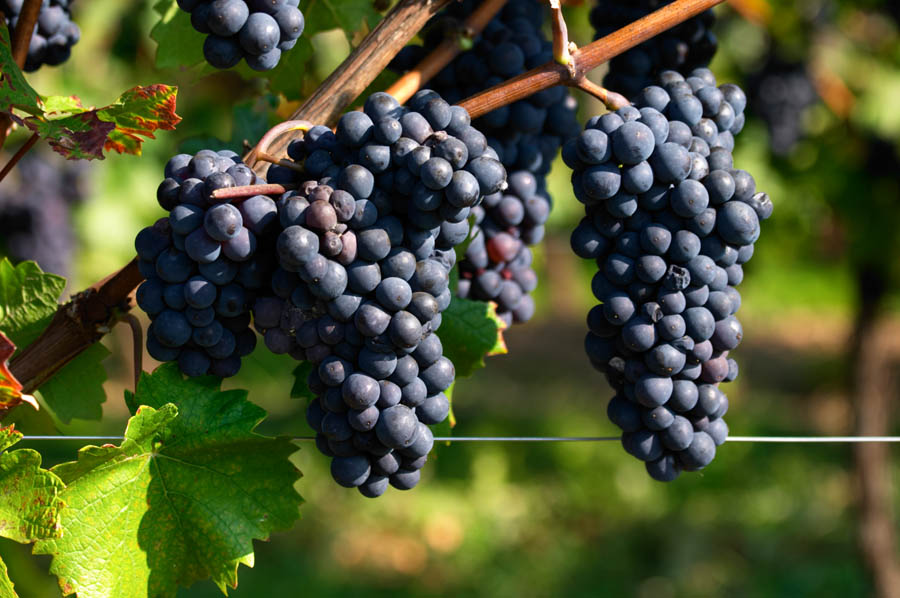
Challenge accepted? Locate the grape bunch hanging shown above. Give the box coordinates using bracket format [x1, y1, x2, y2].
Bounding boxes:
[566, 69, 771, 480]
[135, 149, 267, 378]
[176, 0, 305, 71]
[136, 89, 507, 496]
[1, 0, 81, 71]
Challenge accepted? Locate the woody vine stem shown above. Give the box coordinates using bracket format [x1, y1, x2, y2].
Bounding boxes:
[2, 0, 725, 419]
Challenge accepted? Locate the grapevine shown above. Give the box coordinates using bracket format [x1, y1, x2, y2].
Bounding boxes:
[9, 0, 874, 594]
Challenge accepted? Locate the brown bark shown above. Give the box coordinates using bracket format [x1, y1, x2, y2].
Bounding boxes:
[5, 259, 143, 416]
[849, 268, 900, 598]
[459, 0, 724, 118]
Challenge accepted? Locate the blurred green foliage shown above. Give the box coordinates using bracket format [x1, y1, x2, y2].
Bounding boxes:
[2, 0, 900, 596]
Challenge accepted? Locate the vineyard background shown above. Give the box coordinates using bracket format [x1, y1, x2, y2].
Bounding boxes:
[2, 0, 900, 595]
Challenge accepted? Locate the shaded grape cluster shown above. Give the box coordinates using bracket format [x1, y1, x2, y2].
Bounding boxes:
[0, 149, 90, 278]
[134, 149, 271, 378]
[1, 0, 81, 72]
[457, 171, 546, 326]
[257, 90, 506, 496]
[392, 0, 579, 325]
[176, 0, 304, 71]
[747, 56, 818, 155]
[564, 69, 771, 480]
[591, 0, 717, 99]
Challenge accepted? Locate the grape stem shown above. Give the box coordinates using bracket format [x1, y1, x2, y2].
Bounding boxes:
[549, 0, 576, 76]
[0, 133, 39, 183]
[210, 182, 295, 201]
[573, 77, 630, 111]
[119, 313, 143, 392]
[244, 120, 312, 171]
[3, 0, 725, 420]
[254, 150, 306, 172]
[0, 0, 44, 151]
[384, 0, 509, 106]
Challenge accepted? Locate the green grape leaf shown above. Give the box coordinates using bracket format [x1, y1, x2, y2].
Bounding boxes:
[36, 343, 110, 423]
[0, 425, 64, 543]
[180, 95, 278, 155]
[150, 0, 205, 70]
[0, 259, 108, 422]
[0, 555, 16, 598]
[0, 27, 41, 116]
[303, 0, 380, 42]
[290, 363, 316, 402]
[0, 259, 65, 350]
[436, 297, 508, 378]
[35, 364, 303, 598]
[265, 37, 315, 100]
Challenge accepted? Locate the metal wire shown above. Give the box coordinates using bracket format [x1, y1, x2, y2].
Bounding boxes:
[16, 435, 900, 443]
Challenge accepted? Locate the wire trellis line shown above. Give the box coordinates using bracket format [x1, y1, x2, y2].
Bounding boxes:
[16, 435, 900, 443]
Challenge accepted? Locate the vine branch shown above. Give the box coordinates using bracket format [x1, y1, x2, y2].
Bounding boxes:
[385, 0, 508, 105]
[120, 313, 143, 392]
[574, 78, 630, 110]
[4, 258, 143, 419]
[0, 133, 38, 183]
[5, 0, 726, 419]
[459, 0, 724, 118]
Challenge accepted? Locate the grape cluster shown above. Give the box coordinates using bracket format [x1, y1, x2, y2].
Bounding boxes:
[746, 57, 818, 156]
[591, 0, 717, 99]
[392, 0, 579, 325]
[134, 149, 271, 378]
[0, 149, 90, 277]
[176, 0, 304, 71]
[457, 171, 546, 326]
[565, 69, 771, 480]
[1, 0, 81, 72]
[257, 90, 506, 496]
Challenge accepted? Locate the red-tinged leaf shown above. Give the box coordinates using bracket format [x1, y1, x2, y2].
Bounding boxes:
[0, 331, 38, 410]
[98, 84, 181, 156]
[25, 112, 115, 160]
[0, 27, 42, 116]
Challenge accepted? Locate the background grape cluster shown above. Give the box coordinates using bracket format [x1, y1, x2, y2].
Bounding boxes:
[566, 69, 771, 480]
[746, 56, 819, 156]
[1, 0, 81, 71]
[0, 149, 90, 278]
[176, 0, 304, 71]
[134, 149, 269, 378]
[591, 0, 717, 99]
[392, 0, 580, 326]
